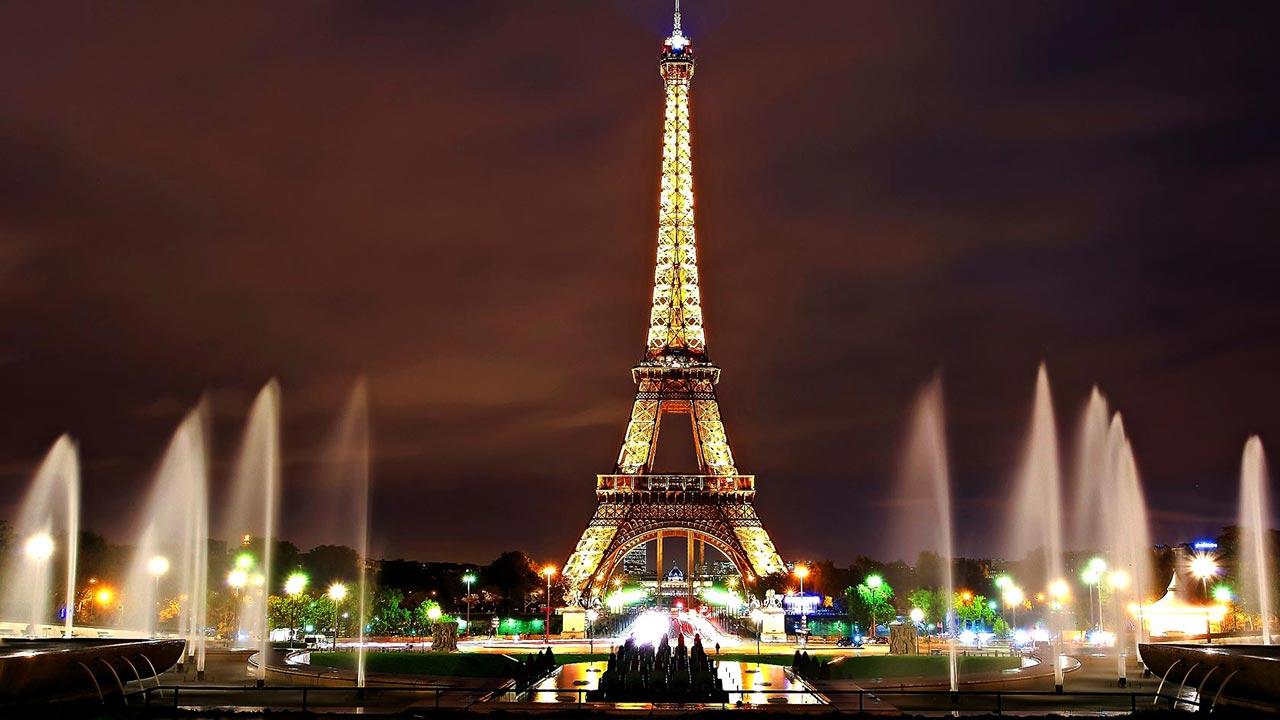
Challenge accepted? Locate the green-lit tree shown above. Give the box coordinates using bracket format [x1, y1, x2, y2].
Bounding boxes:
[906, 587, 944, 625]
[369, 588, 412, 636]
[953, 591, 999, 628]
[854, 575, 894, 637]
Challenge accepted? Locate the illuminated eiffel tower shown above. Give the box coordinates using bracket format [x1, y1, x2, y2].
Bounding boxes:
[562, 3, 785, 605]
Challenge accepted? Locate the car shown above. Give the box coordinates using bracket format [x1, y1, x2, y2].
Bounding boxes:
[303, 633, 332, 649]
[836, 636, 863, 648]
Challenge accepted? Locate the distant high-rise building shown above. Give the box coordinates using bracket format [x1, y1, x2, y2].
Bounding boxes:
[621, 546, 647, 576]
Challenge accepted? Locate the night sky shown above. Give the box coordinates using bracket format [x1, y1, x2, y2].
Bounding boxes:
[2, 1, 1279, 566]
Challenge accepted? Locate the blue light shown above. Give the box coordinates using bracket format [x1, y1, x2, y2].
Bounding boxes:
[1193, 540, 1219, 551]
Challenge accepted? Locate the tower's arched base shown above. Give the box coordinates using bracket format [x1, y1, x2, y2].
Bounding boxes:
[562, 477, 785, 603]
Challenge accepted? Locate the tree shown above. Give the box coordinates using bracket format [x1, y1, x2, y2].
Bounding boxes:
[413, 599, 443, 639]
[482, 551, 540, 612]
[268, 592, 311, 638]
[854, 576, 894, 635]
[301, 545, 360, 587]
[907, 587, 944, 625]
[369, 588, 411, 636]
[953, 592, 998, 628]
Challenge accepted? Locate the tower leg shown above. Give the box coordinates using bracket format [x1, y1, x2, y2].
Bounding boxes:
[687, 530, 695, 608]
[655, 531, 664, 607]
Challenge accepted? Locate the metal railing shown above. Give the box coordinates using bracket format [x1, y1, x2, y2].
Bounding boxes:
[596, 474, 755, 494]
[93, 684, 1207, 715]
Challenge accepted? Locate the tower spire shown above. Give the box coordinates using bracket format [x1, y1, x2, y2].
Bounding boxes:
[647, 0, 701, 360]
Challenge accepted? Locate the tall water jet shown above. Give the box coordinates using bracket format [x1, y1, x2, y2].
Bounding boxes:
[1008, 364, 1066, 691]
[1106, 423, 1151, 682]
[223, 380, 281, 685]
[893, 376, 957, 692]
[0, 435, 79, 637]
[122, 404, 209, 676]
[1070, 388, 1110, 552]
[312, 381, 371, 687]
[1070, 389, 1153, 685]
[1239, 436, 1273, 645]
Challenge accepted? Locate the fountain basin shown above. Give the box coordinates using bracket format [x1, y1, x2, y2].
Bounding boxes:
[0, 637, 183, 702]
[1139, 643, 1280, 709]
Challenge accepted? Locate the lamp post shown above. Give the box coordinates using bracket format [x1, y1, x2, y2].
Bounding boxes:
[542, 566, 556, 644]
[284, 572, 308, 648]
[1081, 558, 1106, 630]
[866, 574, 884, 640]
[909, 607, 925, 654]
[148, 555, 170, 633]
[1003, 585, 1024, 632]
[462, 573, 476, 638]
[750, 608, 763, 655]
[586, 608, 598, 654]
[1105, 570, 1131, 686]
[1048, 578, 1070, 693]
[1189, 552, 1219, 644]
[426, 604, 442, 645]
[328, 583, 348, 650]
[24, 533, 54, 630]
[794, 565, 810, 646]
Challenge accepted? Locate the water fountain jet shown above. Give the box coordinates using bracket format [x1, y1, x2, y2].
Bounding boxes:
[894, 375, 957, 692]
[122, 403, 209, 676]
[0, 435, 79, 637]
[223, 380, 282, 685]
[1238, 436, 1273, 645]
[1008, 364, 1066, 691]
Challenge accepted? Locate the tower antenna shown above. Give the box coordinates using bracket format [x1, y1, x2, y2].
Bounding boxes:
[673, 0, 682, 36]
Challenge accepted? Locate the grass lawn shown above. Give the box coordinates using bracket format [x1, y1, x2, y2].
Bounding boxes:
[824, 655, 1020, 680]
[308, 651, 522, 678]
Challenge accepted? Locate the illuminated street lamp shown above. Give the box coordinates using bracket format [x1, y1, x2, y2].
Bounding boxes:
[328, 582, 348, 650]
[794, 565, 810, 645]
[284, 572, 308, 647]
[586, 608, 599, 653]
[227, 569, 248, 589]
[1213, 585, 1233, 604]
[865, 574, 884, 640]
[462, 572, 477, 638]
[1003, 585, 1025, 629]
[749, 607, 763, 655]
[542, 565, 557, 644]
[1189, 552, 1220, 644]
[148, 555, 170, 629]
[25, 532, 54, 563]
[1081, 558, 1107, 629]
[909, 607, 925, 653]
[1189, 553, 1219, 596]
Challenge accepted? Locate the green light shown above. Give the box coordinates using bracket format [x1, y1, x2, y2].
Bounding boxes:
[866, 574, 883, 589]
[605, 586, 648, 611]
[235, 553, 255, 570]
[994, 574, 1011, 590]
[701, 587, 744, 609]
[1213, 585, 1233, 603]
[284, 572, 309, 596]
[462, 573, 477, 584]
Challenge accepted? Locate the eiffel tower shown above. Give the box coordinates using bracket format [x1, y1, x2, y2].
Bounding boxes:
[561, 3, 785, 604]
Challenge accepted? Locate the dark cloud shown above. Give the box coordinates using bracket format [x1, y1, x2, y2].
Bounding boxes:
[1, 1, 1278, 564]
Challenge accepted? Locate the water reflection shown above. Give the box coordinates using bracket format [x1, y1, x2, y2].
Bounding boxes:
[526, 660, 822, 706]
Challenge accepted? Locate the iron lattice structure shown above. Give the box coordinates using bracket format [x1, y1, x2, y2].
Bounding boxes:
[562, 11, 785, 602]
